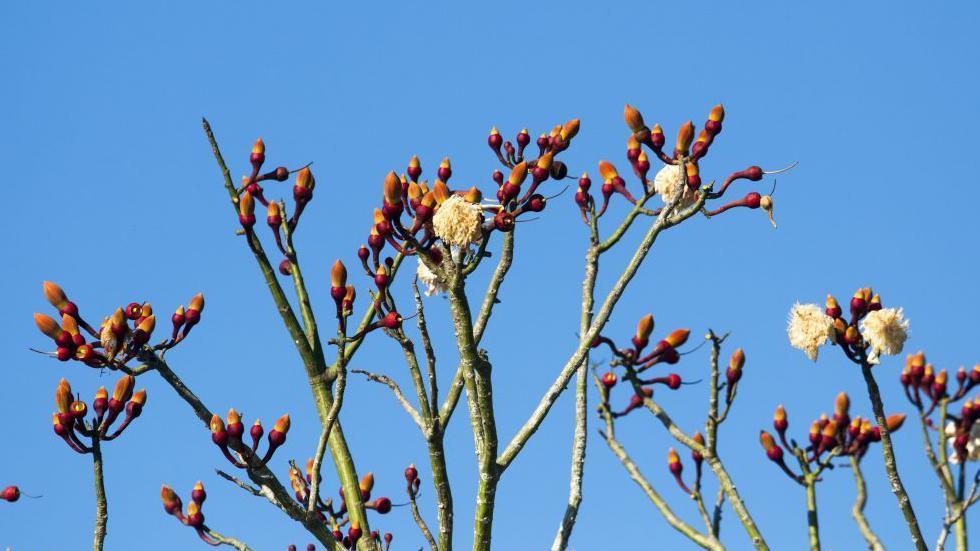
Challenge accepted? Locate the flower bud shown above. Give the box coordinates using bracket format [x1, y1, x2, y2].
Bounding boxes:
[759, 430, 783, 461]
[825, 295, 842, 318]
[407, 155, 422, 181]
[2, 486, 20, 502]
[43, 281, 73, 313]
[34, 313, 62, 340]
[834, 392, 850, 418]
[601, 371, 618, 389]
[667, 448, 683, 476]
[664, 329, 690, 348]
[437, 157, 452, 182]
[55, 378, 72, 414]
[331, 260, 348, 290]
[885, 413, 907, 432]
[624, 104, 647, 134]
[269, 414, 291, 447]
[267, 201, 282, 227]
[561, 119, 580, 142]
[675, 121, 695, 157]
[634, 314, 654, 346]
[598, 160, 619, 181]
[360, 472, 375, 494]
[210, 414, 227, 446]
[384, 171, 403, 206]
[186, 501, 204, 527]
[160, 484, 182, 515]
[239, 191, 256, 228]
[373, 496, 392, 514]
[774, 405, 788, 434]
[705, 104, 725, 135]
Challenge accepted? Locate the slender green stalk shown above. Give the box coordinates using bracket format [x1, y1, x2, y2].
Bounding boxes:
[92, 435, 107, 551]
[805, 479, 820, 551]
[850, 457, 885, 551]
[859, 360, 927, 551]
[598, 402, 722, 551]
[551, 221, 599, 551]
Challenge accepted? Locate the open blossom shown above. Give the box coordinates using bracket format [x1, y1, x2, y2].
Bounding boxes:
[652, 164, 696, 207]
[947, 421, 980, 463]
[787, 302, 836, 361]
[860, 307, 909, 364]
[432, 195, 483, 247]
[416, 258, 446, 297]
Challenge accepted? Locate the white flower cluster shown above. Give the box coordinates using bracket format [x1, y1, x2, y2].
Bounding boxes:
[860, 307, 910, 364]
[653, 164, 696, 207]
[786, 303, 836, 361]
[432, 195, 483, 247]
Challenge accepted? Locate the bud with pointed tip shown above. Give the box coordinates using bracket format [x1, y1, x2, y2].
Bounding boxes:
[774, 405, 788, 434]
[294, 167, 315, 202]
[438, 158, 452, 182]
[35, 312, 63, 342]
[835, 392, 850, 418]
[691, 432, 705, 465]
[633, 314, 654, 349]
[161, 484, 182, 515]
[239, 191, 256, 228]
[760, 430, 783, 461]
[267, 201, 282, 228]
[886, 413, 907, 432]
[55, 378, 72, 414]
[665, 329, 691, 349]
[210, 414, 227, 446]
[705, 104, 725, 135]
[675, 121, 695, 157]
[560, 119, 580, 142]
[268, 414, 291, 447]
[624, 104, 647, 135]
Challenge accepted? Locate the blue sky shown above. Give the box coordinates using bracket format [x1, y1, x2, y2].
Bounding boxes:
[2, 2, 979, 550]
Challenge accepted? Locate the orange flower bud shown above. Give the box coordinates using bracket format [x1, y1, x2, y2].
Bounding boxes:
[384, 171, 402, 205]
[537, 151, 554, 171]
[295, 167, 315, 191]
[821, 420, 838, 438]
[729, 348, 745, 371]
[226, 408, 242, 426]
[508, 162, 528, 186]
[627, 134, 640, 151]
[834, 392, 850, 417]
[188, 293, 205, 313]
[635, 314, 654, 342]
[34, 313, 62, 339]
[210, 414, 225, 434]
[251, 138, 265, 156]
[273, 414, 291, 434]
[360, 472, 375, 493]
[774, 405, 787, 424]
[708, 104, 725, 123]
[664, 329, 691, 348]
[432, 180, 451, 204]
[759, 430, 777, 451]
[267, 200, 281, 220]
[55, 378, 72, 413]
[60, 313, 79, 336]
[112, 375, 135, 403]
[463, 186, 483, 203]
[331, 260, 347, 288]
[667, 448, 681, 467]
[597, 160, 619, 181]
[675, 121, 695, 156]
[43, 281, 70, 310]
[136, 314, 155, 336]
[130, 389, 147, 406]
[161, 484, 181, 514]
[560, 119, 580, 141]
[885, 413, 907, 432]
[623, 104, 646, 133]
[407, 182, 423, 202]
[239, 190, 255, 218]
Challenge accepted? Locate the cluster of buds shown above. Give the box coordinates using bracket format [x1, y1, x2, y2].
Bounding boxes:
[594, 314, 693, 416]
[160, 482, 231, 546]
[233, 138, 322, 274]
[286, 463, 395, 550]
[52, 376, 146, 453]
[209, 409, 290, 468]
[903, 352, 980, 462]
[759, 392, 905, 484]
[34, 282, 203, 370]
[900, 351, 979, 412]
[788, 288, 910, 365]
[575, 103, 785, 227]
[660, 432, 710, 497]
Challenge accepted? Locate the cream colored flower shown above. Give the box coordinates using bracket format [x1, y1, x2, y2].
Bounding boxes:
[652, 164, 696, 207]
[947, 421, 980, 463]
[860, 307, 909, 364]
[100, 322, 120, 360]
[432, 195, 483, 247]
[416, 257, 446, 297]
[787, 302, 836, 361]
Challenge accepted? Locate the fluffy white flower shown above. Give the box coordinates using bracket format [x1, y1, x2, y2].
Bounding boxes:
[652, 164, 696, 207]
[432, 195, 483, 247]
[787, 302, 836, 361]
[947, 421, 980, 463]
[860, 307, 910, 364]
[416, 258, 446, 297]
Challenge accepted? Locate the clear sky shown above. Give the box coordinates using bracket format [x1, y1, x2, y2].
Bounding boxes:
[2, 2, 979, 550]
